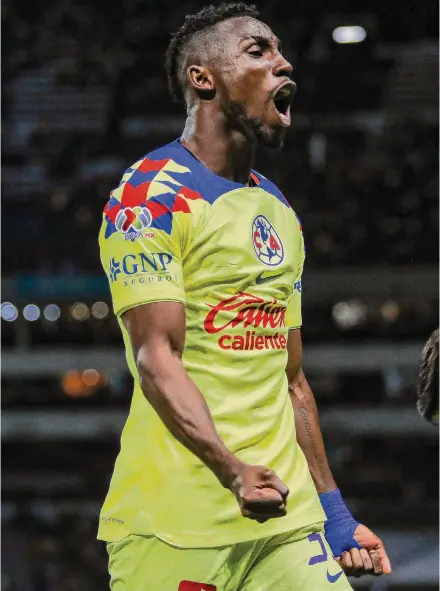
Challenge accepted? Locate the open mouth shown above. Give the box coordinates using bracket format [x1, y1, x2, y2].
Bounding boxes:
[272, 82, 295, 126]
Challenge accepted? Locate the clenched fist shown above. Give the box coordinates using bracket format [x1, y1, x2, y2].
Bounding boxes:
[229, 464, 289, 523]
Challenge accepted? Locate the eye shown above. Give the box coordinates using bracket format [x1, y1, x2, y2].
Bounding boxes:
[248, 45, 263, 57]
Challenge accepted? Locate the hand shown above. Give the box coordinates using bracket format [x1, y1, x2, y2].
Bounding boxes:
[229, 464, 289, 523]
[335, 524, 392, 578]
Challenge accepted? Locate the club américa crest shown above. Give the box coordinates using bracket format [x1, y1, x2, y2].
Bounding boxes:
[252, 215, 284, 266]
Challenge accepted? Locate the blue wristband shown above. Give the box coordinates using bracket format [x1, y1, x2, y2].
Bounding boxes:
[319, 488, 361, 557]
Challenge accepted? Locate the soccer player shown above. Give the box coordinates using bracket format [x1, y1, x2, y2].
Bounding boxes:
[417, 328, 439, 426]
[98, 4, 391, 589]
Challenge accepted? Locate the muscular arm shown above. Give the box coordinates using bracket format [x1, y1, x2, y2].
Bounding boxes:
[122, 301, 289, 521]
[286, 328, 337, 493]
[123, 301, 243, 488]
[287, 331, 391, 574]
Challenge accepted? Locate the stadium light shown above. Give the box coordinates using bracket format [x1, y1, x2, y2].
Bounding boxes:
[44, 304, 61, 322]
[332, 26, 366, 44]
[83, 369, 100, 387]
[1, 302, 18, 322]
[71, 302, 90, 321]
[62, 370, 86, 397]
[92, 301, 109, 319]
[332, 300, 367, 329]
[380, 300, 400, 323]
[23, 304, 41, 322]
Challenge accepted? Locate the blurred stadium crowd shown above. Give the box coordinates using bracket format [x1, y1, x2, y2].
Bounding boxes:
[2, 0, 439, 589]
[2, 0, 438, 274]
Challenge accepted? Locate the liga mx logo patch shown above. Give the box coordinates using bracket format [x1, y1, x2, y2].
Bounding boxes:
[115, 206, 152, 241]
[252, 215, 284, 266]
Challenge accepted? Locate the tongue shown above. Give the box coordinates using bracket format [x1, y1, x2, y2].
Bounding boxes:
[277, 106, 291, 125]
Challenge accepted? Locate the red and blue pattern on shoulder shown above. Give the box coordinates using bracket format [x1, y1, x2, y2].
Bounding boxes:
[103, 142, 209, 238]
[103, 140, 243, 239]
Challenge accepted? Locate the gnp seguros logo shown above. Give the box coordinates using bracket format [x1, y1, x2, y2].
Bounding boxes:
[108, 251, 177, 287]
[252, 215, 284, 267]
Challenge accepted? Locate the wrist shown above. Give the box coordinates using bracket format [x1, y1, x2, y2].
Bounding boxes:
[319, 488, 361, 555]
[209, 450, 245, 489]
[319, 488, 355, 521]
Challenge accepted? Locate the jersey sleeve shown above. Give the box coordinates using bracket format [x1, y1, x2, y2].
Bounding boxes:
[285, 227, 305, 330]
[99, 185, 193, 318]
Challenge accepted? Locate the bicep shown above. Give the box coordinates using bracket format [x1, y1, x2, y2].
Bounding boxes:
[122, 301, 186, 370]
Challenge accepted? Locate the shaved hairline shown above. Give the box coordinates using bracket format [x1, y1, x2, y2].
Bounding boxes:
[177, 28, 214, 93]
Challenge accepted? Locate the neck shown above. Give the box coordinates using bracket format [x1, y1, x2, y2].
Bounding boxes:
[180, 103, 256, 185]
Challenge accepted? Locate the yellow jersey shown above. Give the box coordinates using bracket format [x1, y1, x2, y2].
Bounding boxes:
[97, 139, 325, 547]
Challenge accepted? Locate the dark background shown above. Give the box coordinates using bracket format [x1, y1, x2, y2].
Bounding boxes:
[2, 0, 439, 589]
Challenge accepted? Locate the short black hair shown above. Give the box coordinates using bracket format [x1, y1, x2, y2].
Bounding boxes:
[165, 2, 259, 104]
[417, 328, 439, 426]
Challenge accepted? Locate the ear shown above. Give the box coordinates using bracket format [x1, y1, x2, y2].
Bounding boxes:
[187, 65, 216, 98]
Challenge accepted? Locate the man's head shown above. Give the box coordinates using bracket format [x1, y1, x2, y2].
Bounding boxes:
[165, 3, 295, 148]
[417, 328, 439, 426]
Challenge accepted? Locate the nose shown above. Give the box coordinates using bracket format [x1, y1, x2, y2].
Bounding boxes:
[273, 53, 293, 79]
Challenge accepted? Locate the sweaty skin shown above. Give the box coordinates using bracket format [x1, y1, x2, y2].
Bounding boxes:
[180, 16, 295, 183]
[120, 14, 297, 529]
[119, 13, 391, 579]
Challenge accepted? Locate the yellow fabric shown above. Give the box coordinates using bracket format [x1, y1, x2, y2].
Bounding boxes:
[97, 141, 325, 547]
[106, 525, 352, 591]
